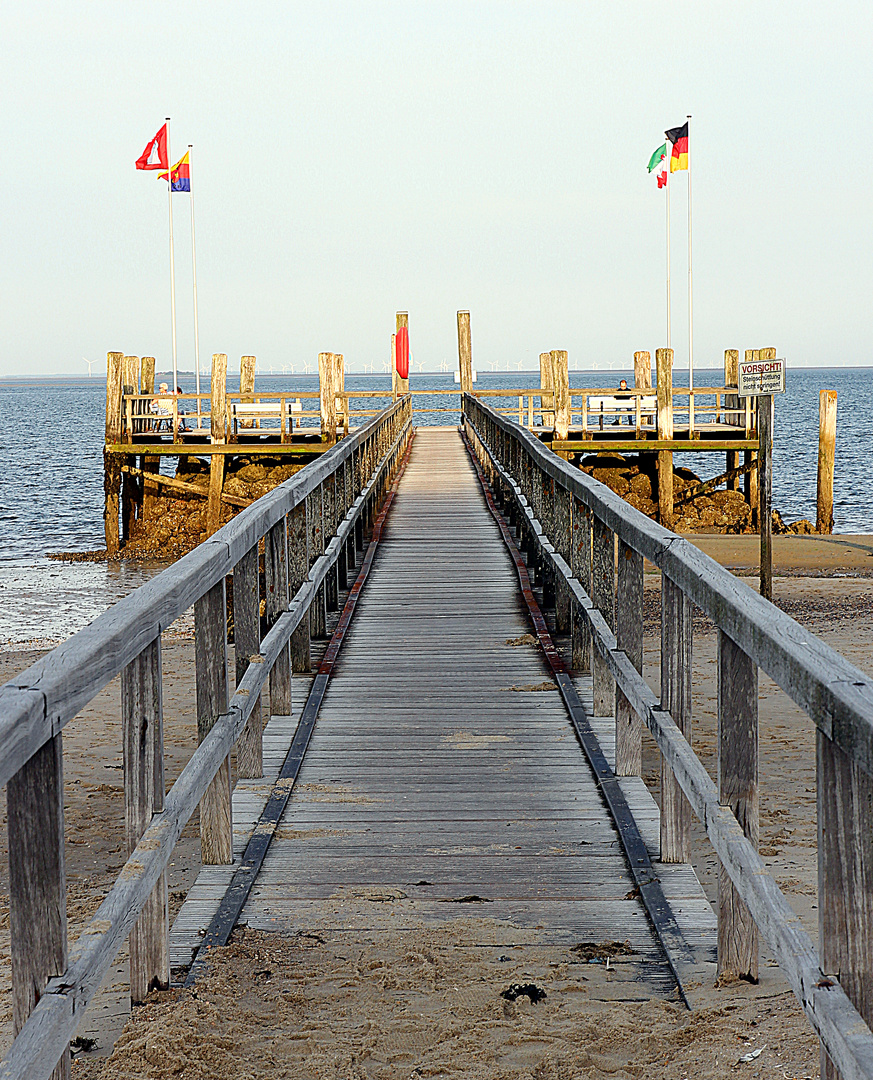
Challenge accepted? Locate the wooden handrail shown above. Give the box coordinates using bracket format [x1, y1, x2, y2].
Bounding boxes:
[463, 393, 873, 1080]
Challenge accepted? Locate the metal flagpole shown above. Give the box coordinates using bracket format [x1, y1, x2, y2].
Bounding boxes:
[188, 144, 202, 428]
[687, 114, 693, 430]
[666, 155, 672, 349]
[166, 117, 178, 393]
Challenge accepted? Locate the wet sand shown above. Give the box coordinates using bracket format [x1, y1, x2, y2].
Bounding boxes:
[1, 547, 871, 1077]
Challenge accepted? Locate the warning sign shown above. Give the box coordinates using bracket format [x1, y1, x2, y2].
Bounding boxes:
[738, 357, 786, 397]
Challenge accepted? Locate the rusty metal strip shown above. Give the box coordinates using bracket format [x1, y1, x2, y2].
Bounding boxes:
[460, 424, 698, 1009]
[184, 430, 416, 986]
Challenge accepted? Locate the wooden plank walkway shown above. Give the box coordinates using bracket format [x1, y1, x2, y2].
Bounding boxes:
[171, 427, 715, 998]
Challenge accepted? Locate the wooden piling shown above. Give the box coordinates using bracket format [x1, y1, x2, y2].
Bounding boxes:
[120, 356, 141, 545]
[8, 735, 70, 1080]
[396, 312, 409, 396]
[551, 349, 570, 441]
[333, 351, 346, 435]
[140, 357, 159, 516]
[655, 348, 674, 528]
[457, 311, 473, 397]
[717, 629, 759, 982]
[757, 348, 775, 601]
[724, 349, 740, 487]
[744, 350, 759, 520]
[104, 352, 124, 554]
[122, 639, 169, 1002]
[319, 352, 338, 445]
[207, 353, 228, 537]
[817, 389, 837, 534]
[239, 355, 256, 428]
[633, 351, 651, 390]
[539, 351, 554, 429]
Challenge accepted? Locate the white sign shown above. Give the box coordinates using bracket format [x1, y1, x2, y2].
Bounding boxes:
[738, 357, 786, 397]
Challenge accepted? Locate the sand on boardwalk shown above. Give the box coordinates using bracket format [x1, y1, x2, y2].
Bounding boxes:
[2, 538, 872, 1077]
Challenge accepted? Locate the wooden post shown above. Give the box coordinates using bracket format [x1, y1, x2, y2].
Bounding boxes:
[207, 353, 228, 537]
[571, 497, 591, 672]
[266, 517, 292, 715]
[239, 354, 256, 428]
[817, 389, 837, 534]
[287, 499, 311, 673]
[724, 349, 740, 488]
[122, 638, 169, 1002]
[744, 350, 758, 520]
[140, 357, 159, 516]
[105, 352, 124, 555]
[122, 354, 140, 397]
[656, 347, 674, 528]
[539, 351, 554, 429]
[396, 312, 409, 396]
[591, 517, 615, 716]
[308, 486, 327, 638]
[757, 348, 775, 601]
[8, 735, 70, 1080]
[120, 356, 141, 542]
[333, 351, 346, 435]
[195, 578, 232, 864]
[818, 731, 873, 1080]
[633, 350, 651, 390]
[615, 540, 643, 775]
[551, 349, 570, 442]
[554, 486, 572, 633]
[660, 574, 692, 862]
[457, 310, 473, 396]
[324, 473, 339, 611]
[717, 629, 759, 982]
[319, 351, 337, 445]
[234, 544, 263, 777]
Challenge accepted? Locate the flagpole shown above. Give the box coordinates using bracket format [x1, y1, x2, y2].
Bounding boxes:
[666, 160, 672, 349]
[687, 114, 693, 425]
[188, 143, 202, 428]
[166, 117, 178, 393]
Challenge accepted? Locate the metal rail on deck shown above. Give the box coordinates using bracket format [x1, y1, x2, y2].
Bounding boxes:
[463, 393, 873, 1080]
[0, 397, 413, 1080]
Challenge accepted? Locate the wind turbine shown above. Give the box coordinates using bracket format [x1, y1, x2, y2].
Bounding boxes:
[267, 364, 276, 375]
[414, 359, 425, 372]
[83, 357, 98, 377]
[516, 360, 523, 371]
[381, 360, 390, 373]
[439, 360, 448, 372]
[303, 361, 313, 374]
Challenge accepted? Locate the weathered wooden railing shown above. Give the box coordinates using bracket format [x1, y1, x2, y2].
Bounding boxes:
[463, 393, 873, 1080]
[0, 395, 412, 1080]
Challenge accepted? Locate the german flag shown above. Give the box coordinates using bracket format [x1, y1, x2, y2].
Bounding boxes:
[665, 123, 688, 172]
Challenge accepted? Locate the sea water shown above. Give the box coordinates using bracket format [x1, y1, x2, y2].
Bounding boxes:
[0, 368, 868, 644]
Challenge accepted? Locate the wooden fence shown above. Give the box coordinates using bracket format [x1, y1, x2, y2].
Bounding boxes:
[463, 393, 873, 1080]
[0, 396, 412, 1080]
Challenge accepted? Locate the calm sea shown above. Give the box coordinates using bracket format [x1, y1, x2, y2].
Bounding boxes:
[0, 368, 868, 644]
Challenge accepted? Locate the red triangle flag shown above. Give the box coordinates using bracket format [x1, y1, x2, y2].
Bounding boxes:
[395, 326, 409, 380]
[136, 124, 169, 170]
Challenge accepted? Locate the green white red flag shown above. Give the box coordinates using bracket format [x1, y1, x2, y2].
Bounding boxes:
[647, 143, 668, 188]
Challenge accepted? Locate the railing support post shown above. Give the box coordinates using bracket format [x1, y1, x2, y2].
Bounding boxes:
[122, 638, 169, 1002]
[8, 736, 70, 1080]
[195, 578, 233, 864]
[591, 517, 615, 716]
[660, 574, 692, 861]
[288, 499, 311, 674]
[571, 497, 591, 672]
[717, 629, 759, 981]
[308, 485, 327, 638]
[234, 543, 263, 776]
[266, 517, 292, 714]
[554, 486, 572, 634]
[615, 539, 643, 775]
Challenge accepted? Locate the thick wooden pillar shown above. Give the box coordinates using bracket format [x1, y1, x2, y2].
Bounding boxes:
[266, 516, 292, 715]
[717, 629, 759, 981]
[660, 574, 692, 861]
[122, 638, 169, 1002]
[539, 351, 554, 429]
[396, 313, 409, 396]
[817, 389, 837, 535]
[8, 735, 70, 1080]
[234, 543, 263, 777]
[633, 350, 651, 391]
[551, 349, 570, 441]
[457, 310, 473, 397]
[656, 347, 674, 528]
[319, 352, 338, 444]
[288, 500, 312, 673]
[239, 354, 256, 429]
[195, 578, 232, 865]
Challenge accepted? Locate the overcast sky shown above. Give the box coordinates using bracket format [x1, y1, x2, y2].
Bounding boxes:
[1, 1, 870, 376]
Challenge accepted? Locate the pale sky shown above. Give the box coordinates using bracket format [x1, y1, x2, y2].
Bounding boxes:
[1, 1, 870, 376]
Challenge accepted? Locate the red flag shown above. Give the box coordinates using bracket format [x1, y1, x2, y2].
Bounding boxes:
[136, 124, 169, 170]
[395, 326, 409, 379]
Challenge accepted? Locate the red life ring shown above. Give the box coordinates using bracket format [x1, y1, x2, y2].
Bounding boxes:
[395, 326, 409, 380]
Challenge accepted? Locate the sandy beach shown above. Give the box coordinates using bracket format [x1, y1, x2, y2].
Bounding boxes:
[1, 536, 871, 1077]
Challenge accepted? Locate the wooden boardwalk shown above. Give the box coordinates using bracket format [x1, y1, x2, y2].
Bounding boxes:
[171, 428, 714, 998]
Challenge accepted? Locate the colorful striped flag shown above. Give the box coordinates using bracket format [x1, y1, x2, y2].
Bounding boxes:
[665, 123, 689, 172]
[647, 143, 668, 188]
[159, 152, 191, 192]
[135, 124, 169, 170]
